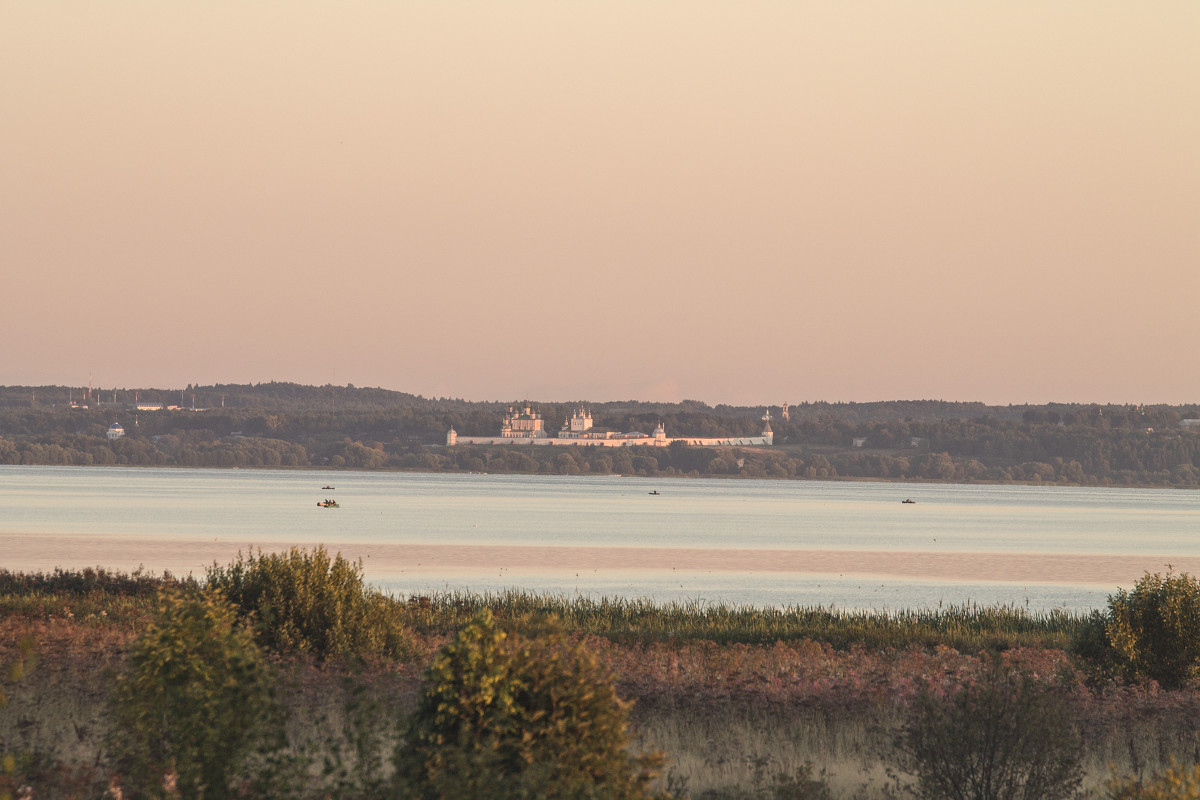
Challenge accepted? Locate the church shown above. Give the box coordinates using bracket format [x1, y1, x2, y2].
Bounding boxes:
[447, 405, 773, 448]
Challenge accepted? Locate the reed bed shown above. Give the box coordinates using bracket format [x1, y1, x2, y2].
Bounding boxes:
[2, 568, 1085, 651]
[401, 589, 1084, 652]
[0, 567, 194, 625]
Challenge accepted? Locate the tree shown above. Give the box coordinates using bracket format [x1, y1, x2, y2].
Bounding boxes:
[892, 655, 1083, 800]
[107, 590, 282, 799]
[394, 610, 669, 800]
[1106, 571, 1200, 688]
[205, 546, 415, 660]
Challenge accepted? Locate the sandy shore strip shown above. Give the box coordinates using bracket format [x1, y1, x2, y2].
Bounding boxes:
[3, 533, 1196, 586]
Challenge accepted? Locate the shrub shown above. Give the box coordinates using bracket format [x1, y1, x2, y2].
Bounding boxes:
[1070, 609, 1122, 683]
[394, 609, 670, 800]
[205, 546, 414, 660]
[107, 590, 283, 800]
[1106, 571, 1200, 688]
[892, 655, 1083, 800]
[1107, 761, 1200, 800]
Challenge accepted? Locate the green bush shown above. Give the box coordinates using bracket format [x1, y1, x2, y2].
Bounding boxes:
[107, 590, 284, 800]
[205, 546, 414, 660]
[394, 609, 670, 800]
[1106, 571, 1200, 688]
[892, 655, 1083, 800]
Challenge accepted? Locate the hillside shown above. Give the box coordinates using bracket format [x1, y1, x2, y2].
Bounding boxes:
[0, 383, 1197, 487]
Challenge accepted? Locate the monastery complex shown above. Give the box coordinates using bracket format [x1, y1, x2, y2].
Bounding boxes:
[447, 404, 774, 448]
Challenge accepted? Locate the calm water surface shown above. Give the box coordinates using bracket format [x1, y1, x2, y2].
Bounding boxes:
[1, 465, 1196, 612]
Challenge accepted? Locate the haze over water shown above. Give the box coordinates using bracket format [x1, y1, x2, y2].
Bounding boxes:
[3, 466, 1196, 613]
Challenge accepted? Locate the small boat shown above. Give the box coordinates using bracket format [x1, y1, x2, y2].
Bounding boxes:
[318, 500, 339, 508]
[322, 485, 335, 490]
[648, 490, 660, 495]
[901, 498, 916, 504]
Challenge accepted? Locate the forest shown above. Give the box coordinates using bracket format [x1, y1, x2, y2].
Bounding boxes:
[1, 383, 1198, 487]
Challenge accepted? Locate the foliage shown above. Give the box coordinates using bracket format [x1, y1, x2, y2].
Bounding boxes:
[405, 591, 1082, 651]
[205, 546, 415, 660]
[1069, 608, 1124, 684]
[1105, 571, 1200, 688]
[0, 566, 187, 598]
[1107, 762, 1200, 800]
[891, 654, 1083, 800]
[0, 568, 195, 625]
[395, 609, 670, 800]
[107, 590, 284, 800]
[1, 568, 1085, 652]
[3, 384, 1200, 485]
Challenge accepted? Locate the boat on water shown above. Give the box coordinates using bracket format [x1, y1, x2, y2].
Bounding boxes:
[318, 500, 339, 508]
[322, 485, 335, 490]
[902, 498, 916, 504]
[648, 490, 660, 495]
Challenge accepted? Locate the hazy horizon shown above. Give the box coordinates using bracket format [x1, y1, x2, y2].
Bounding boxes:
[6, 379, 1198, 411]
[4, 3, 1197, 407]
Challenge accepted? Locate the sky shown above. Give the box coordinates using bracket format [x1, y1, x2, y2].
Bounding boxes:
[2, 2, 1197, 407]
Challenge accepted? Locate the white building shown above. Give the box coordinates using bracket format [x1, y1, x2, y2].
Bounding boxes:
[557, 407, 594, 438]
[449, 407, 774, 448]
[500, 404, 548, 438]
[107, 423, 125, 441]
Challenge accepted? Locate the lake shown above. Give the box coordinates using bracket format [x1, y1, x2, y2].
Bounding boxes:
[2, 465, 1197, 612]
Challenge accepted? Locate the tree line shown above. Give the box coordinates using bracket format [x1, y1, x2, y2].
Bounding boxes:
[0, 383, 1197, 486]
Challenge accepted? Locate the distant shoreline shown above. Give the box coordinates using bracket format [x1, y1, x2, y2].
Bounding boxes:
[3, 460, 1194, 492]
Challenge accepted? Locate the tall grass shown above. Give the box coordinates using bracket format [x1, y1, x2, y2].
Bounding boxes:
[1, 566, 1084, 650]
[0, 567, 195, 623]
[401, 590, 1083, 651]
[0, 566, 188, 597]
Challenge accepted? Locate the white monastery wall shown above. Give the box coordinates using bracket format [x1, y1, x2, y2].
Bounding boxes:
[448, 406, 773, 447]
[451, 435, 771, 448]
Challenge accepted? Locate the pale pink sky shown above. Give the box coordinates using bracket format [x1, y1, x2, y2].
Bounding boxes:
[3, 3, 1197, 405]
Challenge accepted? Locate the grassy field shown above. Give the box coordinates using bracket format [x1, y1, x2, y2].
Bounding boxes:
[2, 568, 1198, 798]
